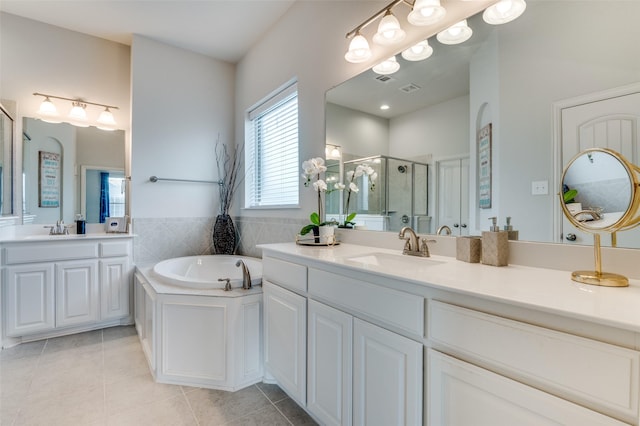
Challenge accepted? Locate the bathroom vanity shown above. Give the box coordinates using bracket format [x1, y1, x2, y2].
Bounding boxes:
[1, 233, 134, 347]
[259, 242, 640, 426]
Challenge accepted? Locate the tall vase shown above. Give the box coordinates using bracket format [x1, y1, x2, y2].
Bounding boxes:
[213, 214, 237, 254]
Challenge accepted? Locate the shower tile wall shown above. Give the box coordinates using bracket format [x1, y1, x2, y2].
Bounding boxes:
[132, 216, 307, 263]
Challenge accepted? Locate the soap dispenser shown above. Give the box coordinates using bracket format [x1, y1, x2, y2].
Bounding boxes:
[503, 216, 519, 241]
[481, 217, 509, 266]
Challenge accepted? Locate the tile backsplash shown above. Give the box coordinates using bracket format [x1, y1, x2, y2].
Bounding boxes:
[132, 216, 307, 264]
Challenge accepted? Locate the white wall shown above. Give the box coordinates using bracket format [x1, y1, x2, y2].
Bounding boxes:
[326, 103, 389, 157]
[389, 94, 469, 160]
[130, 35, 235, 218]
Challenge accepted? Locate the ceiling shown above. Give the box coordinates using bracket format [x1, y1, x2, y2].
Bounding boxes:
[0, 0, 297, 63]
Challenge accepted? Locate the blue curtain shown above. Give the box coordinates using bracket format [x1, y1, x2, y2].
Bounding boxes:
[100, 172, 110, 223]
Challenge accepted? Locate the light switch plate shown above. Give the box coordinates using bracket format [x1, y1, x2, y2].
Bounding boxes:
[531, 180, 548, 195]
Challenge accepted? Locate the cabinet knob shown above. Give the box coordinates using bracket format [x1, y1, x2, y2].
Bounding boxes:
[566, 233, 577, 242]
[453, 223, 459, 228]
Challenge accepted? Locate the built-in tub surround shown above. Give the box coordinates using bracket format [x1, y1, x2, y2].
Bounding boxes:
[135, 260, 263, 391]
[259, 242, 640, 424]
[153, 255, 262, 289]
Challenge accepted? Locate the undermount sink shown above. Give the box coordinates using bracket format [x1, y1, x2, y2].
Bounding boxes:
[342, 252, 444, 270]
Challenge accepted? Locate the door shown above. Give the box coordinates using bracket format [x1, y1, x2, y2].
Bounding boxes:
[353, 318, 422, 426]
[427, 349, 626, 426]
[100, 257, 130, 320]
[560, 90, 640, 246]
[263, 281, 307, 406]
[307, 300, 353, 426]
[5, 263, 55, 336]
[56, 259, 99, 328]
[436, 157, 470, 235]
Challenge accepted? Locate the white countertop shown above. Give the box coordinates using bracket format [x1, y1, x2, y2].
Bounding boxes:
[0, 232, 134, 243]
[258, 242, 640, 333]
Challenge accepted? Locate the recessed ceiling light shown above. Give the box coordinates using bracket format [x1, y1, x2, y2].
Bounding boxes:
[380, 104, 390, 110]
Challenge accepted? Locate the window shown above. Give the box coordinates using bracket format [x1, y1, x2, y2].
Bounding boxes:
[245, 82, 299, 208]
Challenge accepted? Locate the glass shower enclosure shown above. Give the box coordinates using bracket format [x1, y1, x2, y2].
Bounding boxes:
[326, 155, 429, 233]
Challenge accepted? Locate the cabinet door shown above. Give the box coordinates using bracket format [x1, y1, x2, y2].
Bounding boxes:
[307, 300, 353, 426]
[263, 280, 306, 405]
[56, 260, 99, 328]
[100, 257, 131, 320]
[353, 318, 422, 426]
[427, 349, 628, 426]
[5, 263, 55, 336]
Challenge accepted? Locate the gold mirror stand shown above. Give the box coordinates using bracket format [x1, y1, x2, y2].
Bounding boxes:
[571, 233, 629, 287]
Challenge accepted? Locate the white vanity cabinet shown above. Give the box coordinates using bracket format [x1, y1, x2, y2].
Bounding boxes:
[2, 237, 133, 341]
[263, 280, 308, 406]
[262, 254, 424, 426]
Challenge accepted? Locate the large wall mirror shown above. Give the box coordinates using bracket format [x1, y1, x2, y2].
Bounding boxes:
[0, 104, 14, 217]
[23, 118, 126, 225]
[325, 1, 640, 248]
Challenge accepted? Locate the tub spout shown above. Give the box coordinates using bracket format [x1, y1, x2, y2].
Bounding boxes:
[235, 259, 252, 290]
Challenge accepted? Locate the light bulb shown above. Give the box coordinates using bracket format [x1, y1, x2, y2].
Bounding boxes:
[97, 107, 117, 131]
[408, 0, 446, 26]
[68, 101, 89, 127]
[483, 0, 527, 25]
[38, 97, 61, 123]
[401, 40, 434, 61]
[373, 10, 405, 46]
[437, 20, 473, 45]
[372, 56, 400, 75]
[345, 33, 372, 63]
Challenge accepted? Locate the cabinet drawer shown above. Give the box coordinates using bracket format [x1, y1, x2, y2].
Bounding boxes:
[100, 240, 131, 257]
[308, 268, 423, 337]
[4, 242, 99, 264]
[263, 256, 307, 293]
[429, 300, 640, 420]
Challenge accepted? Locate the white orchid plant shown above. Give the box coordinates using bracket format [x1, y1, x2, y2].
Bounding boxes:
[339, 163, 377, 228]
[300, 157, 332, 236]
[300, 158, 377, 235]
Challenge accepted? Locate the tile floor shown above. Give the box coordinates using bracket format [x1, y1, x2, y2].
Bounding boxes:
[0, 326, 317, 425]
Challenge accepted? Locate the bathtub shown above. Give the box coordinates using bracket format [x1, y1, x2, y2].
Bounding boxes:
[136, 254, 264, 392]
[152, 255, 262, 289]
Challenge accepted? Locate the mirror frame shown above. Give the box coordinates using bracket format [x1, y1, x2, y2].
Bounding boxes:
[0, 102, 14, 218]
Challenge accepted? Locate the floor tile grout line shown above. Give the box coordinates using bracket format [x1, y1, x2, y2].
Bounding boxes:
[10, 337, 50, 426]
[180, 385, 201, 426]
[255, 384, 294, 426]
[101, 329, 108, 425]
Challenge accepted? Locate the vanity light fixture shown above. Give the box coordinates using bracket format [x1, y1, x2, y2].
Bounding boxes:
[483, 0, 527, 25]
[373, 9, 406, 46]
[436, 19, 473, 45]
[373, 56, 400, 75]
[407, 0, 446, 26]
[33, 92, 119, 130]
[401, 39, 433, 61]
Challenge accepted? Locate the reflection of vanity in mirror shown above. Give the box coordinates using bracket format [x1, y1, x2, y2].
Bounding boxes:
[325, 1, 640, 248]
[22, 118, 126, 225]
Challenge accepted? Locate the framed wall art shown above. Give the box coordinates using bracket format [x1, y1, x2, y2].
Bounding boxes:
[39, 151, 60, 208]
[478, 123, 492, 209]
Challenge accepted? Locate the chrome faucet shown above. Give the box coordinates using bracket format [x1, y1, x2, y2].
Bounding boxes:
[436, 225, 452, 236]
[399, 226, 435, 257]
[235, 259, 252, 290]
[44, 220, 70, 235]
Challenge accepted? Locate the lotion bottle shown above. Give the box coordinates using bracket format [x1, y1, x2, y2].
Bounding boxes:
[503, 216, 519, 241]
[481, 217, 508, 266]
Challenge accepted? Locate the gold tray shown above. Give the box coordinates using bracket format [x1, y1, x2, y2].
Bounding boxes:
[295, 235, 340, 246]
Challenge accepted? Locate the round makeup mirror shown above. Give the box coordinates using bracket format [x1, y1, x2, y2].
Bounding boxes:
[560, 148, 640, 287]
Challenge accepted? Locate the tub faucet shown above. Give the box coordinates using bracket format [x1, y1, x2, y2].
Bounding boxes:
[436, 225, 452, 236]
[235, 259, 252, 290]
